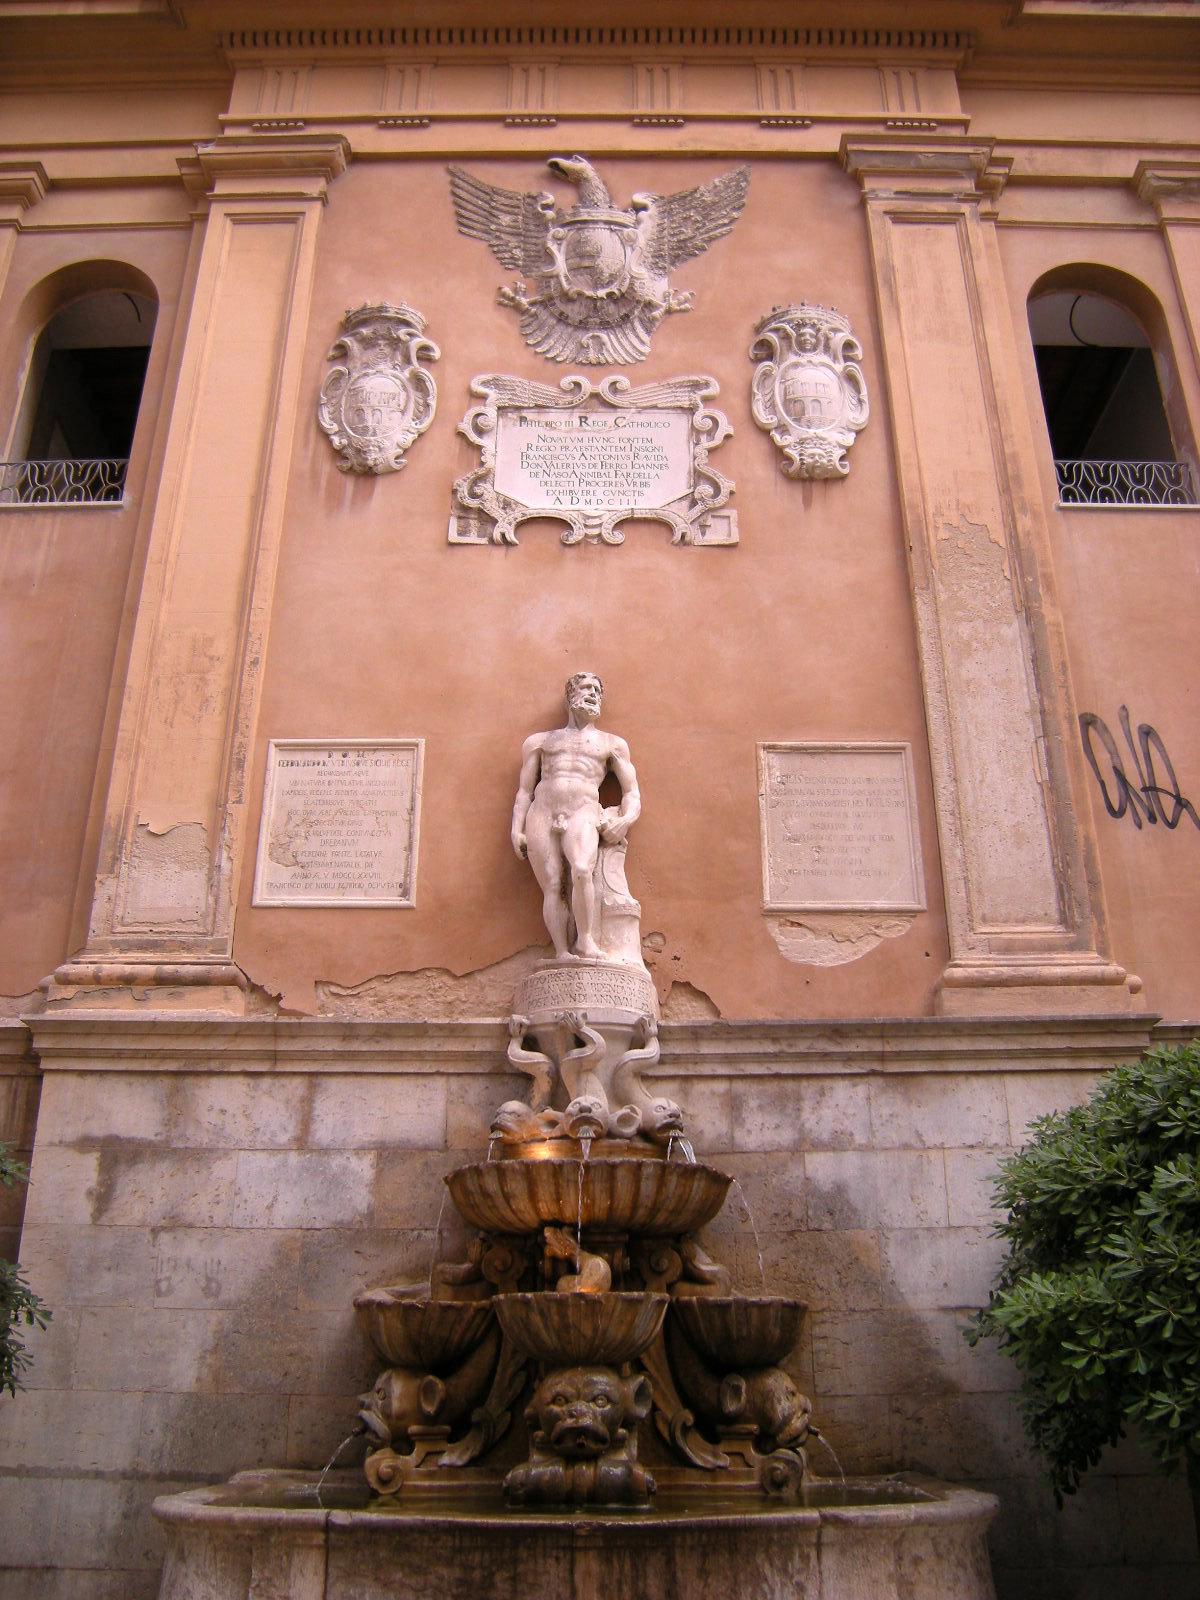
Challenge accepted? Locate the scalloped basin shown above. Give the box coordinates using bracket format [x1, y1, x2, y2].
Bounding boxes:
[352, 1292, 493, 1373]
[670, 1296, 807, 1369]
[447, 1157, 731, 1235]
[495, 1291, 668, 1365]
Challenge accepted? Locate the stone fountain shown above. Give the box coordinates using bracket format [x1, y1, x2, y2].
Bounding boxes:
[153, 674, 998, 1599]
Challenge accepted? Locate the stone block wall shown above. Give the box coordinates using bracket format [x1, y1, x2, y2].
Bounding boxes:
[1, 1014, 1195, 1600]
[0, 1024, 40, 1267]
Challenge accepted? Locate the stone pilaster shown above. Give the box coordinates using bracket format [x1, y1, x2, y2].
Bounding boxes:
[0, 164, 47, 302]
[841, 136, 1137, 1017]
[49, 134, 349, 1012]
[1134, 162, 1200, 419]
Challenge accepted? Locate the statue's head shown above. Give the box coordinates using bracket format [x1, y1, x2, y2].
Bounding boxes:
[564, 672, 603, 720]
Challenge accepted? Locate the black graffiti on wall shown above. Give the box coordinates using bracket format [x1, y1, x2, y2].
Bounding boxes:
[1079, 707, 1200, 832]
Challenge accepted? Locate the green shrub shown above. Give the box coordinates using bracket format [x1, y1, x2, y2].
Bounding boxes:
[0, 1142, 50, 1397]
[965, 1040, 1200, 1530]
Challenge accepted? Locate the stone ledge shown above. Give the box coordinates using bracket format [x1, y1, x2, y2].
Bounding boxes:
[20, 1011, 1157, 1075]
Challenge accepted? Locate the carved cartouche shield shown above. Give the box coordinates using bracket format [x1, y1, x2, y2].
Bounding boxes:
[448, 156, 749, 366]
[750, 304, 869, 480]
[318, 302, 439, 474]
[550, 212, 636, 303]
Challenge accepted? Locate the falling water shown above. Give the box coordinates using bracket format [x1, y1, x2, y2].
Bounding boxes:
[807, 1428, 846, 1487]
[425, 1185, 450, 1296]
[727, 1178, 765, 1291]
[487, 1134, 500, 1162]
[666, 1131, 695, 1163]
[576, 1134, 592, 1258]
[314, 1426, 365, 1507]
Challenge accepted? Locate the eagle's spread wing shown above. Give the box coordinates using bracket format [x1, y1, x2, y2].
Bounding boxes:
[447, 165, 552, 274]
[642, 165, 750, 273]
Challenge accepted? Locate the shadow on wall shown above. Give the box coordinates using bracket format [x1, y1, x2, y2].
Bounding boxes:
[742, 1155, 1200, 1600]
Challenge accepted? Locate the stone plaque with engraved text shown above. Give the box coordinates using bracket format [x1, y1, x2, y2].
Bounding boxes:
[758, 742, 925, 912]
[494, 408, 693, 513]
[253, 740, 423, 907]
[450, 373, 737, 546]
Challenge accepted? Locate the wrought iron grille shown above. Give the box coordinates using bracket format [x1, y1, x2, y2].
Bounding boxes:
[1055, 458, 1197, 507]
[0, 458, 128, 505]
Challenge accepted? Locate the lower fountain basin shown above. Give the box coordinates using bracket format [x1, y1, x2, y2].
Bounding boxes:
[447, 1156, 731, 1235]
[154, 1470, 1000, 1600]
[669, 1295, 806, 1369]
[352, 1292, 494, 1371]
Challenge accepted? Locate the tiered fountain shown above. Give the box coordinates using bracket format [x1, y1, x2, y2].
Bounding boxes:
[154, 675, 998, 1599]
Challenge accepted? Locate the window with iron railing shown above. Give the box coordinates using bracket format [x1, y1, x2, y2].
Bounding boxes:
[1028, 288, 1196, 509]
[1, 288, 154, 506]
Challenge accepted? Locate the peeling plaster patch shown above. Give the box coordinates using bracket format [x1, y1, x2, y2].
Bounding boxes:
[0, 988, 43, 1019]
[277, 977, 319, 1016]
[119, 821, 210, 928]
[661, 981, 721, 1021]
[767, 912, 915, 967]
[138, 803, 203, 836]
[314, 946, 552, 1020]
[938, 512, 1008, 565]
[240, 976, 290, 1017]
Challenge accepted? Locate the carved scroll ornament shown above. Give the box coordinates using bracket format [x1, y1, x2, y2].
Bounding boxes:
[448, 156, 749, 365]
[750, 303, 869, 480]
[318, 302, 439, 473]
[449, 373, 737, 547]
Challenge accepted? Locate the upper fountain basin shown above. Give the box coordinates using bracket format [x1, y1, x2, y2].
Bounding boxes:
[669, 1295, 807, 1369]
[352, 1290, 493, 1372]
[447, 1156, 731, 1235]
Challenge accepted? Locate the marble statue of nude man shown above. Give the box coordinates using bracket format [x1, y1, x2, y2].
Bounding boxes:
[511, 672, 640, 961]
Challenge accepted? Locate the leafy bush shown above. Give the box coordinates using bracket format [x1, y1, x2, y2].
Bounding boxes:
[0, 1142, 50, 1397]
[965, 1040, 1200, 1526]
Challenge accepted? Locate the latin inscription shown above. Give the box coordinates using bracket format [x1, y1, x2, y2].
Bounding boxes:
[758, 743, 925, 911]
[253, 740, 423, 907]
[494, 408, 693, 511]
[516, 964, 656, 1015]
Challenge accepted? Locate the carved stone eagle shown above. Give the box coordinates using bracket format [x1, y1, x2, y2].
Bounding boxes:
[447, 155, 750, 364]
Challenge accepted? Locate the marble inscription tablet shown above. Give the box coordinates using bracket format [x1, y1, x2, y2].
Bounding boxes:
[494, 409, 693, 512]
[449, 373, 737, 546]
[253, 740, 423, 907]
[758, 742, 925, 912]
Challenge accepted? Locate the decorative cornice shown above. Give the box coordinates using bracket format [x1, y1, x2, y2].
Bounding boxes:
[220, 25, 973, 57]
[840, 135, 996, 201]
[1135, 159, 1200, 220]
[0, 162, 49, 220]
[0, 1019, 36, 1068]
[193, 131, 350, 190]
[22, 1011, 1156, 1076]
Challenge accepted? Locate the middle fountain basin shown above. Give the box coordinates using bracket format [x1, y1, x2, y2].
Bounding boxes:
[495, 1291, 668, 1365]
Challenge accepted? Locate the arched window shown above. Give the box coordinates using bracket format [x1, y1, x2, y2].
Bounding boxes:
[2, 285, 156, 505]
[1028, 277, 1196, 507]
